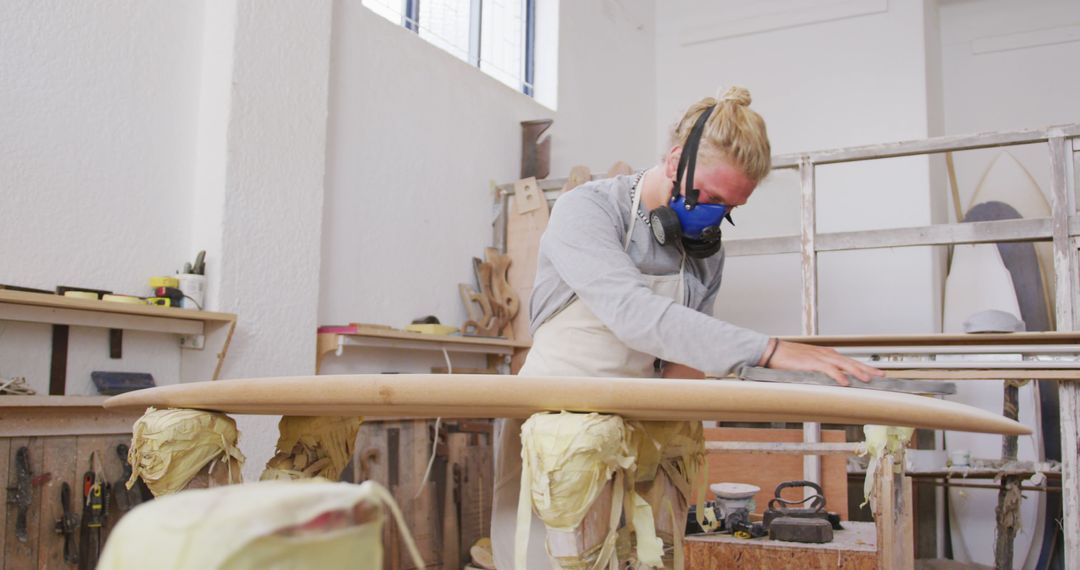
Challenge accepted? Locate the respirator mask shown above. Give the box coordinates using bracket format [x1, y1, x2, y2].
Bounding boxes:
[647, 105, 734, 258]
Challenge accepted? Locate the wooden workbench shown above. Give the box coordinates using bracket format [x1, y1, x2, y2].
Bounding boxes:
[685, 521, 878, 569]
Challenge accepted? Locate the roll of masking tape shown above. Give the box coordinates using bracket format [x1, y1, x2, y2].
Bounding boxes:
[63, 291, 98, 300]
[149, 276, 180, 289]
[102, 294, 145, 304]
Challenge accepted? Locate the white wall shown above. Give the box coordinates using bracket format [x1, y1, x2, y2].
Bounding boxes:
[550, 0, 657, 171]
[940, 0, 1080, 210]
[0, 2, 205, 392]
[0, 0, 334, 481]
[655, 0, 943, 336]
[317, 0, 657, 363]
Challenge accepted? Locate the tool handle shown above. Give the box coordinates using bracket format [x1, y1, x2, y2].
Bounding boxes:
[767, 494, 825, 514]
[773, 480, 824, 497]
[768, 480, 826, 513]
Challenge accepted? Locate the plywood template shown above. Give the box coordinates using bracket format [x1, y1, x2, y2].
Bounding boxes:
[105, 374, 1028, 435]
[506, 178, 550, 368]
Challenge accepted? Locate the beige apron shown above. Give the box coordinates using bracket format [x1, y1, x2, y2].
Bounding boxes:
[492, 178, 686, 569]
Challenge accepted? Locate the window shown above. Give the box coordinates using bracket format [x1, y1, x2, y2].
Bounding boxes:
[363, 0, 537, 97]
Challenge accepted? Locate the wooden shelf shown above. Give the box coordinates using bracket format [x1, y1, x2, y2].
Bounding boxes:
[316, 329, 529, 373]
[0, 395, 141, 437]
[0, 289, 238, 385]
[781, 331, 1080, 347]
[0, 289, 234, 335]
[0, 395, 110, 408]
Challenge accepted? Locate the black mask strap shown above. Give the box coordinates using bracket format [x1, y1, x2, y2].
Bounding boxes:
[673, 105, 715, 208]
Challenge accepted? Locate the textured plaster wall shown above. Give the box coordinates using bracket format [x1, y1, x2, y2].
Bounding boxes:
[212, 0, 334, 480]
[0, 1, 333, 479]
[655, 0, 941, 336]
[0, 2, 205, 392]
[0, 2, 203, 293]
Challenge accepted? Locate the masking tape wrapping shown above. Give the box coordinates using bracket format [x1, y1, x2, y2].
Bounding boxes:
[260, 416, 363, 482]
[516, 414, 706, 570]
[517, 412, 635, 570]
[97, 480, 425, 570]
[626, 420, 706, 569]
[127, 407, 246, 496]
[860, 425, 914, 509]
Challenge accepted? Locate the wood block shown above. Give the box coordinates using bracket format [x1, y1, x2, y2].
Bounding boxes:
[38, 436, 78, 568]
[506, 182, 550, 348]
[704, 427, 848, 519]
[873, 454, 913, 570]
[684, 520, 878, 569]
[513, 178, 543, 215]
[5, 437, 44, 570]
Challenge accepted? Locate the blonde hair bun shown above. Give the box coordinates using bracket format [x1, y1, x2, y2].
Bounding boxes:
[670, 86, 771, 182]
[718, 85, 752, 107]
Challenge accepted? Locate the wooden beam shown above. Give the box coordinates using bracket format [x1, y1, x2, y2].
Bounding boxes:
[881, 369, 1080, 380]
[1050, 132, 1080, 570]
[772, 123, 1080, 169]
[780, 331, 1080, 347]
[705, 441, 862, 455]
[495, 124, 1080, 193]
[725, 217, 1056, 257]
[799, 158, 822, 497]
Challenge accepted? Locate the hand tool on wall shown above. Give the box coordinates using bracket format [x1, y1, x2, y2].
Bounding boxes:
[5, 446, 33, 542]
[55, 482, 80, 564]
[91, 371, 156, 396]
[78, 455, 108, 570]
[113, 444, 146, 512]
[520, 119, 552, 179]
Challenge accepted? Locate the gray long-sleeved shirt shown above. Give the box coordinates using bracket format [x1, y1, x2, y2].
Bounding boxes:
[528, 173, 770, 376]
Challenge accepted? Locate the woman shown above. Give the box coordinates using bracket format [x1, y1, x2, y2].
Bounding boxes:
[493, 86, 883, 569]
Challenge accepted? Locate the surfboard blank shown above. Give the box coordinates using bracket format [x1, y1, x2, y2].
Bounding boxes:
[103, 374, 1028, 436]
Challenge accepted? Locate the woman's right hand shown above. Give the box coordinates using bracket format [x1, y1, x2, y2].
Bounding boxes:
[765, 340, 884, 387]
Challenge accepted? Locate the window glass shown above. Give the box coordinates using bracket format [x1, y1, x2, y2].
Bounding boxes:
[479, 0, 524, 90]
[419, 0, 472, 62]
[361, 0, 536, 96]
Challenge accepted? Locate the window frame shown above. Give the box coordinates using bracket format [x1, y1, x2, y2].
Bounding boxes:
[387, 0, 537, 97]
